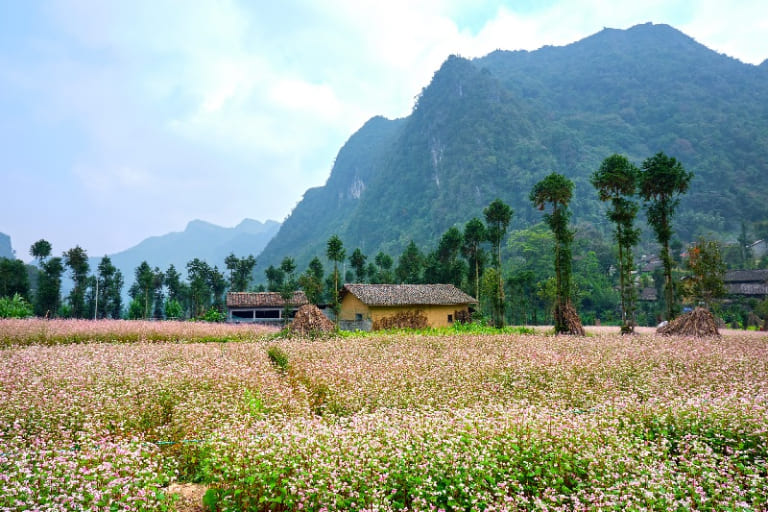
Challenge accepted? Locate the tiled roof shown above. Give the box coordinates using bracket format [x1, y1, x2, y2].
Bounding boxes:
[342, 284, 477, 307]
[226, 291, 308, 308]
[638, 287, 658, 301]
[724, 270, 768, 296]
[724, 269, 768, 283]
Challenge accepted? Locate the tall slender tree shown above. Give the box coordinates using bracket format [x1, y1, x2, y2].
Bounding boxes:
[530, 173, 584, 335]
[36, 256, 63, 317]
[326, 235, 346, 317]
[133, 261, 155, 319]
[395, 241, 423, 284]
[265, 265, 285, 292]
[373, 252, 394, 283]
[639, 152, 694, 321]
[298, 257, 324, 305]
[484, 199, 512, 328]
[63, 246, 89, 318]
[349, 248, 367, 283]
[462, 217, 486, 304]
[684, 238, 726, 310]
[30, 239, 58, 317]
[94, 256, 121, 319]
[591, 154, 640, 334]
[186, 258, 212, 318]
[436, 226, 466, 288]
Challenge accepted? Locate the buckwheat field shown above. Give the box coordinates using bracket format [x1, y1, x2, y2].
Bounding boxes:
[1, 319, 766, 511]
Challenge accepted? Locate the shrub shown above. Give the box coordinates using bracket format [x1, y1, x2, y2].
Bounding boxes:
[266, 345, 289, 372]
[0, 293, 33, 318]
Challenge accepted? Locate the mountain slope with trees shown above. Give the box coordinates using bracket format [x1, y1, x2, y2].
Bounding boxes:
[258, 23, 768, 275]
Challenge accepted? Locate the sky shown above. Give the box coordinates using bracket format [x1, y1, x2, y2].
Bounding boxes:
[1, 0, 767, 262]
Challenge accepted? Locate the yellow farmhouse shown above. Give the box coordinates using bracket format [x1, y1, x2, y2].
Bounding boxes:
[339, 284, 477, 331]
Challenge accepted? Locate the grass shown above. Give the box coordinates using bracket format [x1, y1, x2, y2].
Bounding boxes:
[1, 319, 767, 510]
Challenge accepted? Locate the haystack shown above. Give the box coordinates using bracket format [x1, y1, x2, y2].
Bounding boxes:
[554, 301, 585, 336]
[657, 307, 720, 337]
[290, 304, 335, 336]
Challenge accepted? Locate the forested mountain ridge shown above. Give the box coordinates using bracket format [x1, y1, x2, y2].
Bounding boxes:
[258, 22, 768, 273]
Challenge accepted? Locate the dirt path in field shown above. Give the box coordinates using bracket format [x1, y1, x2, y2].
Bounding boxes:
[168, 483, 207, 512]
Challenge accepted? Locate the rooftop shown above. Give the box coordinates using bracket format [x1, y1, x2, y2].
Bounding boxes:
[342, 284, 477, 307]
[226, 291, 309, 308]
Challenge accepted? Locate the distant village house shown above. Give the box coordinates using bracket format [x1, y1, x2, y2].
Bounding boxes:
[339, 283, 477, 331]
[724, 269, 768, 300]
[226, 291, 308, 323]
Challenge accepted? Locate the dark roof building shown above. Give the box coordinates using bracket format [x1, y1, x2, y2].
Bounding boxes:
[724, 269, 768, 298]
[226, 292, 309, 323]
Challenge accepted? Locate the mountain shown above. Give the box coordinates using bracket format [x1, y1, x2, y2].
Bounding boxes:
[0, 232, 13, 259]
[258, 23, 768, 273]
[91, 218, 280, 283]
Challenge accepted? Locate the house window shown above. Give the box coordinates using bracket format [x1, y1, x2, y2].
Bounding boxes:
[448, 314, 453, 323]
[254, 309, 280, 319]
[232, 310, 255, 319]
[355, 313, 363, 321]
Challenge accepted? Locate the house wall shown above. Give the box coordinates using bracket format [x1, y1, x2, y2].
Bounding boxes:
[339, 295, 469, 329]
[339, 294, 371, 321]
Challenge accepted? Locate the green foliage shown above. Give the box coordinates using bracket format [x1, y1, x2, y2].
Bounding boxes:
[326, 235, 346, 317]
[0, 293, 33, 318]
[127, 298, 144, 320]
[349, 248, 367, 283]
[164, 298, 184, 319]
[0, 257, 30, 300]
[224, 253, 257, 292]
[63, 245, 89, 318]
[200, 308, 226, 323]
[592, 154, 640, 333]
[395, 241, 424, 284]
[95, 256, 123, 319]
[640, 152, 694, 320]
[462, 217, 486, 302]
[29, 239, 52, 263]
[684, 238, 726, 308]
[530, 173, 579, 333]
[266, 345, 289, 372]
[484, 199, 513, 328]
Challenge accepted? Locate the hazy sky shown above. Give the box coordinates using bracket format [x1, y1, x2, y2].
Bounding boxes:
[1, 1, 766, 261]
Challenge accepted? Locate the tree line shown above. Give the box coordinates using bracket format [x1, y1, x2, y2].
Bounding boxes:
[1, 150, 760, 327]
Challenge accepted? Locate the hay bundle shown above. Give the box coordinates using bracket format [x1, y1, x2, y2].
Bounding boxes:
[290, 304, 335, 336]
[657, 307, 720, 337]
[454, 309, 472, 324]
[554, 301, 585, 336]
[372, 310, 428, 331]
